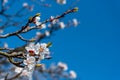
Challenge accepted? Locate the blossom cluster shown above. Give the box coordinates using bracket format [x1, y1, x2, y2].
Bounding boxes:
[14, 61, 77, 80]
[11, 42, 77, 80]
[36, 62, 77, 79]
[32, 15, 79, 39]
[14, 42, 51, 79]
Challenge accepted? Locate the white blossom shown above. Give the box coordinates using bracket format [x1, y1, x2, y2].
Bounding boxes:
[23, 2, 28, 7]
[50, 16, 57, 24]
[45, 30, 50, 36]
[4, 43, 8, 48]
[69, 70, 77, 79]
[36, 22, 46, 29]
[24, 56, 36, 70]
[24, 56, 35, 65]
[35, 32, 41, 39]
[24, 42, 50, 79]
[56, 0, 66, 5]
[58, 62, 68, 71]
[35, 21, 41, 26]
[0, 29, 3, 34]
[25, 43, 40, 55]
[59, 22, 65, 29]
[41, 24, 46, 29]
[35, 16, 41, 22]
[36, 32, 41, 36]
[34, 17, 46, 29]
[39, 43, 50, 60]
[36, 23, 46, 29]
[25, 42, 50, 60]
[21, 70, 29, 76]
[15, 67, 30, 77]
[73, 18, 79, 26]
[15, 67, 23, 73]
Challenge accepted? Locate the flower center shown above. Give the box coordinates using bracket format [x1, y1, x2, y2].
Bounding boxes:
[29, 50, 35, 56]
[39, 47, 44, 52]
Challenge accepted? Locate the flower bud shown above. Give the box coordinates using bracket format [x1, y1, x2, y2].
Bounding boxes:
[73, 7, 79, 12]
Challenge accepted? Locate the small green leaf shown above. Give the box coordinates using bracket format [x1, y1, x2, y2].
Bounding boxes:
[73, 7, 79, 12]
[35, 13, 41, 17]
[29, 16, 33, 22]
[47, 42, 52, 48]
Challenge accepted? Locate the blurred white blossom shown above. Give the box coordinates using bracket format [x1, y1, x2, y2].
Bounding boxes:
[15, 67, 23, 73]
[36, 32, 41, 36]
[24, 56, 36, 70]
[21, 70, 29, 76]
[35, 32, 41, 39]
[56, 0, 66, 4]
[15, 67, 29, 76]
[58, 62, 68, 71]
[69, 70, 77, 79]
[3, 0, 8, 5]
[0, 29, 3, 34]
[41, 24, 46, 29]
[40, 43, 50, 59]
[45, 30, 50, 36]
[4, 43, 8, 48]
[59, 22, 65, 29]
[73, 18, 79, 26]
[35, 21, 41, 26]
[35, 16, 41, 22]
[50, 16, 58, 24]
[23, 2, 28, 7]
[34, 16, 46, 29]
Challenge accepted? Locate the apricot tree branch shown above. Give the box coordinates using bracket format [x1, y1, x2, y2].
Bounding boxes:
[0, 7, 78, 39]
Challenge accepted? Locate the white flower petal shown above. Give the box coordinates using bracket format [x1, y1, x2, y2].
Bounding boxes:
[36, 22, 41, 26]
[25, 47, 33, 51]
[39, 52, 45, 60]
[23, 60, 28, 65]
[23, 2, 28, 7]
[41, 24, 46, 29]
[58, 62, 68, 71]
[15, 67, 23, 73]
[45, 48, 49, 52]
[73, 18, 78, 26]
[69, 70, 77, 79]
[59, 22, 65, 29]
[40, 43, 47, 48]
[35, 17, 40, 22]
[29, 42, 35, 48]
[45, 31, 50, 36]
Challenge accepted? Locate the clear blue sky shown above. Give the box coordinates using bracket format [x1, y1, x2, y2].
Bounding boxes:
[1, 0, 120, 80]
[49, 0, 120, 80]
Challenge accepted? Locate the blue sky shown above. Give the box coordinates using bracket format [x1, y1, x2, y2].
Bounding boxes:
[49, 0, 120, 80]
[1, 0, 120, 80]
